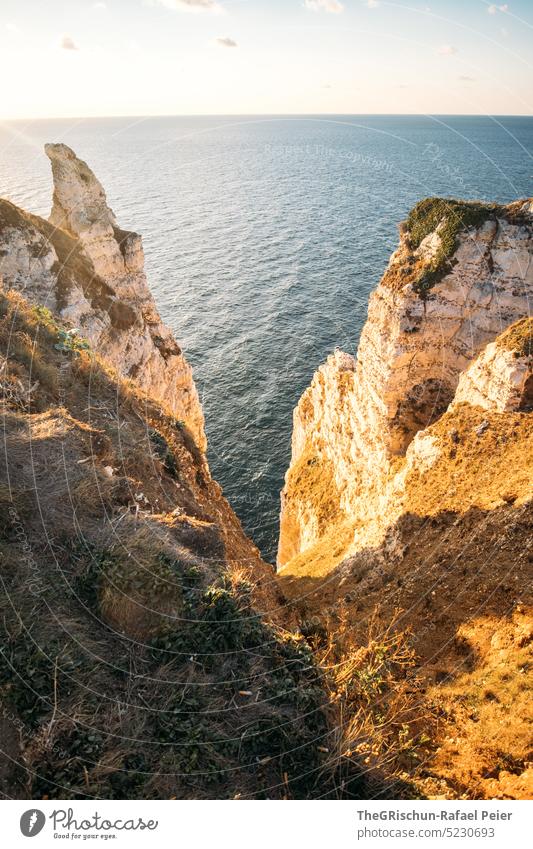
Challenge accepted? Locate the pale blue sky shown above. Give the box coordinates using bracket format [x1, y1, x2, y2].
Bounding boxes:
[1, 0, 531, 118]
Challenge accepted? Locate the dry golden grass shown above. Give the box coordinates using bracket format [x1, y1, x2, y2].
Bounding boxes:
[404, 404, 533, 516]
[280, 519, 354, 580]
[0, 288, 335, 800]
[287, 444, 343, 531]
[278, 440, 349, 567]
[497, 316, 533, 357]
[426, 609, 533, 799]
[315, 608, 431, 798]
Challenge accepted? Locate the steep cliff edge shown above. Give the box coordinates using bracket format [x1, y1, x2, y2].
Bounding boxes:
[0, 288, 334, 800]
[278, 198, 532, 799]
[0, 144, 206, 450]
[278, 197, 533, 570]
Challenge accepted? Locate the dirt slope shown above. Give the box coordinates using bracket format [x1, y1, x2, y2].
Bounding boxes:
[0, 290, 333, 800]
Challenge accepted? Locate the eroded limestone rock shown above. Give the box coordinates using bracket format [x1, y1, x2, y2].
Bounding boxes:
[278, 199, 533, 568]
[0, 145, 206, 450]
[453, 318, 532, 413]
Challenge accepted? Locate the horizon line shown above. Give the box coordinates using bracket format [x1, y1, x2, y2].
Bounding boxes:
[2, 111, 533, 123]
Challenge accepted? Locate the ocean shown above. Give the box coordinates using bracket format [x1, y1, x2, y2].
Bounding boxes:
[1, 114, 532, 562]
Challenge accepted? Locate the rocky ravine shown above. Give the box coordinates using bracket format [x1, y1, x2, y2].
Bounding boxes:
[0, 144, 206, 450]
[0, 150, 532, 800]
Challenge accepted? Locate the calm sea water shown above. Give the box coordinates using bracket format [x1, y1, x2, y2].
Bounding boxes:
[1, 115, 532, 561]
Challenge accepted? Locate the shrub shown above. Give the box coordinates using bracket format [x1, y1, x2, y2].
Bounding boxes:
[148, 428, 179, 478]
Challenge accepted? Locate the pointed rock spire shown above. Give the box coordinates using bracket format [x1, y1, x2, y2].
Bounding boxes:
[45, 142, 143, 277]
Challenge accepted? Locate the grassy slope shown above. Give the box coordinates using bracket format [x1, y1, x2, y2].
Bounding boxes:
[0, 290, 336, 800]
[280, 403, 533, 799]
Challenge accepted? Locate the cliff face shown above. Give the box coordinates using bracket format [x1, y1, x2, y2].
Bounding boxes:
[278, 198, 533, 570]
[0, 144, 206, 450]
[277, 197, 533, 801]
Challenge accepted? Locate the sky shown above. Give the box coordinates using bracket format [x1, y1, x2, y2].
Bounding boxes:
[0, 0, 532, 118]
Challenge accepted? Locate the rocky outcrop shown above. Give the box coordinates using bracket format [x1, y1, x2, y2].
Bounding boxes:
[277, 201, 533, 802]
[0, 144, 206, 450]
[278, 197, 533, 570]
[453, 317, 532, 413]
[46, 142, 139, 279]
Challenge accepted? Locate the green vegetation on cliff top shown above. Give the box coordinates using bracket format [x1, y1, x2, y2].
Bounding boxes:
[406, 197, 501, 295]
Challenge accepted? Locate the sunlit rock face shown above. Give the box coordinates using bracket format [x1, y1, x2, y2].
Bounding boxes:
[452, 318, 533, 413]
[278, 199, 533, 569]
[46, 142, 133, 279]
[0, 144, 206, 450]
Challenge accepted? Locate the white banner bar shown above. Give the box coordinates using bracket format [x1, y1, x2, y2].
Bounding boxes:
[3, 799, 532, 848]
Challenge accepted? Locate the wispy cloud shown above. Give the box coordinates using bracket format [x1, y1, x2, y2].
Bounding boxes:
[459, 74, 476, 82]
[93, 1, 107, 8]
[437, 44, 457, 56]
[154, 0, 223, 11]
[60, 34, 79, 50]
[367, 0, 379, 8]
[305, 0, 344, 13]
[488, 3, 508, 14]
[216, 36, 237, 47]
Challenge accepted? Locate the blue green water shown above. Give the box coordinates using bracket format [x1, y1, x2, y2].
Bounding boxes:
[1, 115, 532, 561]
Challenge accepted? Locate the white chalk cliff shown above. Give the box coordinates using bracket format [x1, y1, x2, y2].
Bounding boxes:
[452, 318, 532, 413]
[278, 198, 533, 571]
[0, 144, 206, 450]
